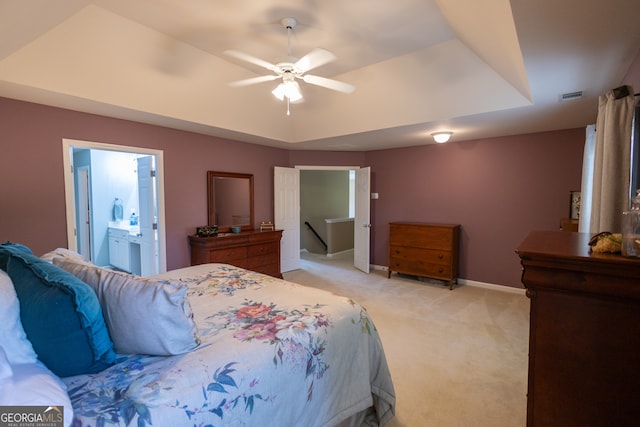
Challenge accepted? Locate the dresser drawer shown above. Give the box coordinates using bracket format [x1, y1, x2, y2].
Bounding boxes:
[248, 258, 278, 271]
[253, 264, 282, 278]
[389, 245, 451, 265]
[248, 242, 278, 257]
[249, 232, 280, 244]
[248, 243, 279, 268]
[189, 230, 283, 278]
[248, 253, 278, 268]
[389, 224, 454, 250]
[209, 247, 247, 263]
[388, 257, 452, 279]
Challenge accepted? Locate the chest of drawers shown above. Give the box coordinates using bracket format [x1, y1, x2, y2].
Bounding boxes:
[517, 231, 640, 426]
[388, 222, 460, 289]
[188, 229, 283, 278]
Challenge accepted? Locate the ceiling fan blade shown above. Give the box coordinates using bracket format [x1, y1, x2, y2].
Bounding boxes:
[228, 75, 279, 87]
[302, 74, 355, 94]
[224, 50, 280, 72]
[295, 48, 336, 73]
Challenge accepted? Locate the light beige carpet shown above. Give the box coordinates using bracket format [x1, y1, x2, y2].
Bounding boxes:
[283, 251, 530, 427]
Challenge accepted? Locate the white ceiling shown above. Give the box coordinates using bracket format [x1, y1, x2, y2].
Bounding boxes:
[1, 0, 639, 151]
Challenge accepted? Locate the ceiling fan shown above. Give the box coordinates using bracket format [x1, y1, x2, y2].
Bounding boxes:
[225, 17, 355, 114]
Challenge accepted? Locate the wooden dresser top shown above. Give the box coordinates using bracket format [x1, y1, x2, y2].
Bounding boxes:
[516, 230, 640, 265]
[517, 230, 640, 299]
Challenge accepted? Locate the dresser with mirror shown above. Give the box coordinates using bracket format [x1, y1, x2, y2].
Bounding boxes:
[189, 171, 282, 278]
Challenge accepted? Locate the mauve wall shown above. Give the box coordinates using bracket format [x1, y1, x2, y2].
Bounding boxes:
[623, 52, 640, 92]
[0, 96, 584, 287]
[0, 97, 288, 269]
[364, 131, 585, 287]
[288, 133, 584, 287]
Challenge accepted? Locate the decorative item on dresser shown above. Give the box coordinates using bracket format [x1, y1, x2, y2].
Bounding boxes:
[388, 222, 460, 290]
[189, 229, 283, 278]
[517, 230, 640, 427]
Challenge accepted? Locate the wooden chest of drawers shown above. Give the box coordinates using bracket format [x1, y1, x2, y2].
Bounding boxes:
[388, 222, 460, 289]
[188, 229, 283, 278]
[517, 231, 640, 427]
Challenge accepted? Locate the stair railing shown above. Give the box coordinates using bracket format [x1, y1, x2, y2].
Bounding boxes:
[304, 221, 328, 252]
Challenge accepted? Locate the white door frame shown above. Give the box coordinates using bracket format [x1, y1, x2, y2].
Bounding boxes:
[77, 165, 91, 260]
[277, 165, 370, 272]
[62, 138, 167, 274]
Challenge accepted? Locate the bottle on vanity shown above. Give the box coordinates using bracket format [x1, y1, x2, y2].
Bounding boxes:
[129, 209, 138, 227]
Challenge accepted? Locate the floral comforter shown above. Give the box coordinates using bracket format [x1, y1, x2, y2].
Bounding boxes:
[63, 263, 396, 427]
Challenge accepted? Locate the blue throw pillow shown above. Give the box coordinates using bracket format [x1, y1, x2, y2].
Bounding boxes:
[0, 243, 116, 377]
[0, 242, 32, 270]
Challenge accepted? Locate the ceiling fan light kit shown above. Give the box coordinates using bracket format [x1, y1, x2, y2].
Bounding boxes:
[432, 132, 453, 143]
[272, 79, 302, 102]
[225, 17, 355, 114]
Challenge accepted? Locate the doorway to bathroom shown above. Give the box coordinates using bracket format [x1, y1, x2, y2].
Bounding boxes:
[62, 138, 167, 276]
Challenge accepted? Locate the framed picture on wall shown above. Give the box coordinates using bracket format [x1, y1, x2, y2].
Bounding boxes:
[569, 191, 581, 219]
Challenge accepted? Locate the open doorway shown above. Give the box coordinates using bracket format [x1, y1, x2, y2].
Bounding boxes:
[62, 139, 167, 276]
[275, 165, 370, 274]
[300, 169, 355, 255]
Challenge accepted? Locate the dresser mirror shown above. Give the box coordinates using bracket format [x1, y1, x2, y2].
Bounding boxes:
[207, 171, 254, 232]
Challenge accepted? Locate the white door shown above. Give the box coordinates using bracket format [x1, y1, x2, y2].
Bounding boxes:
[137, 156, 158, 276]
[354, 167, 371, 273]
[274, 167, 300, 272]
[77, 166, 92, 260]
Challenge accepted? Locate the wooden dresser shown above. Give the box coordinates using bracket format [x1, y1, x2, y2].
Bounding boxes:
[517, 231, 640, 427]
[388, 222, 460, 289]
[189, 229, 283, 278]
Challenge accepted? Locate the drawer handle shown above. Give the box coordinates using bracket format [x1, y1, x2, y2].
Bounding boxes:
[438, 268, 443, 273]
[438, 254, 443, 259]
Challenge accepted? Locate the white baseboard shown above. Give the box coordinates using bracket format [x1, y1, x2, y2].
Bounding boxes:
[327, 248, 354, 258]
[458, 279, 526, 295]
[373, 264, 525, 295]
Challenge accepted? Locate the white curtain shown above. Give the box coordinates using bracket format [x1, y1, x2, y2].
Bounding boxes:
[578, 125, 596, 232]
[583, 86, 635, 233]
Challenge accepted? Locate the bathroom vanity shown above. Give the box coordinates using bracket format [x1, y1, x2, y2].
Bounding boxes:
[108, 223, 146, 275]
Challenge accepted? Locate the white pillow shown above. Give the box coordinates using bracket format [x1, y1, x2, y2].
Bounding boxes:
[53, 258, 200, 356]
[0, 269, 38, 364]
[0, 346, 74, 427]
[40, 247, 87, 263]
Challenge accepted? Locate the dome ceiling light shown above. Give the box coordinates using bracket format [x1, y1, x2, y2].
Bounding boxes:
[431, 132, 453, 143]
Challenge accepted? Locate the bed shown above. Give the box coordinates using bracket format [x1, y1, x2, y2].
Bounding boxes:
[0, 243, 395, 427]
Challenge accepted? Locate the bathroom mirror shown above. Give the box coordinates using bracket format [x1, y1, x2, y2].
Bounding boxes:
[207, 171, 254, 232]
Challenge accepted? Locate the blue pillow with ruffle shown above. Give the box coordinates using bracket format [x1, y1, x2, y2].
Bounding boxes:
[0, 242, 116, 377]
